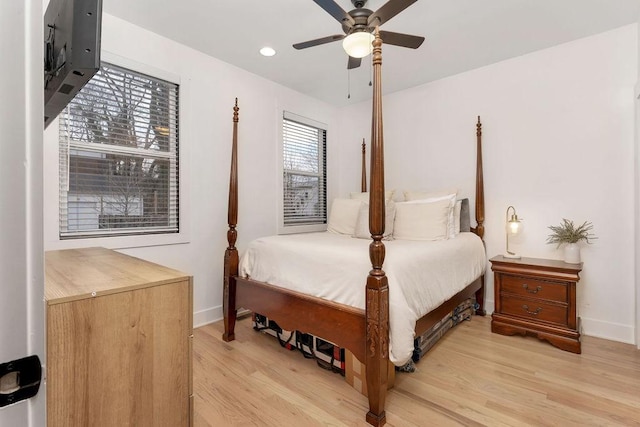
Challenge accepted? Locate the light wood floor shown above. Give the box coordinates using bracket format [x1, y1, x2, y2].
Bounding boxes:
[193, 315, 640, 426]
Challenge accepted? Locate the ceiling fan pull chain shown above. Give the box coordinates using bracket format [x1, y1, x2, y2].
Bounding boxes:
[347, 69, 351, 99]
[369, 46, 372, 86]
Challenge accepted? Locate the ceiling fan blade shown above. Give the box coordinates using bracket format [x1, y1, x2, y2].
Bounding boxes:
[379, 30, 425, 49]
[293, 34, 345, 50]
[368, 0, 418, 26]
[313, 0, 355, 26]
[347, 56, 362, 70]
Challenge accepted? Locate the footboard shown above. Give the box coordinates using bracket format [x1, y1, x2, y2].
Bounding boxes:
[235, 277, 366, 363]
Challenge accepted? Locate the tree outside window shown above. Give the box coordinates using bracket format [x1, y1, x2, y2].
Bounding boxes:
[59, 63, 179, 238]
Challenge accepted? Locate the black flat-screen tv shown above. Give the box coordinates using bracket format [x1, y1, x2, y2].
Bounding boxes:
[44, 0, 102, 128]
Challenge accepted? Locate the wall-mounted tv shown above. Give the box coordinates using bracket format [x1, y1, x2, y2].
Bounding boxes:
[44, 0, 102, 128]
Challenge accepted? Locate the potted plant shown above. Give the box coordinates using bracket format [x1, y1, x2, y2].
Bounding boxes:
[546, 219, 597, 264]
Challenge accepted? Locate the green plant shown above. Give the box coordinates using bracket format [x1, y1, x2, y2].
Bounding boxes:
[546, 219, 597, 248]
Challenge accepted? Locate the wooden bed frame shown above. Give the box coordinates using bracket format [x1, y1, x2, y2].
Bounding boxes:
[223, 30, 486, 427]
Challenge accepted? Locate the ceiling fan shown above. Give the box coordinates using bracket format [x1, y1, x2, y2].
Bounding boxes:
[293, 0, 425, 69]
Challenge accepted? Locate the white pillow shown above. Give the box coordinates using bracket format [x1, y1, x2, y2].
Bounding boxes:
[404, 192, 457, 238]
[350, 190, 395, 202]
[327, 199, 363, 235]
[403, 188, 458, 202]
[353, 200, 396, 240]
[393, 198, 451, 241]
[453, 199, 462, 236]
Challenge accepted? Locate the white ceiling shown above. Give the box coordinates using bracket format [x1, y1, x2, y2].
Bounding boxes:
[103, 0, 639, 106]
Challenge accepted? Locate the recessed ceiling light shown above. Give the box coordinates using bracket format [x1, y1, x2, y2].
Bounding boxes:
[260, 47, 276, 57]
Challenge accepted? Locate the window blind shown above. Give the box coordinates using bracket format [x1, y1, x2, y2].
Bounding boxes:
[282, 114, 327, 227]
[59, 62, 179, 238]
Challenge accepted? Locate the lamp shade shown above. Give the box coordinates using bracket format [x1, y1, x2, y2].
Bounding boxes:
[505, 205, 522, 259]
[507, 216, 521, 234]
[342, 32, 374, 58]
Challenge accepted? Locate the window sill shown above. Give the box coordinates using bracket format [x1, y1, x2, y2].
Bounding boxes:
[47, 230, 190, 251]
[278, 224, 327, 235]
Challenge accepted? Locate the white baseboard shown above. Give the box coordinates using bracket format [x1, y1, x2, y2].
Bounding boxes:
[194, 305, 222, 328]
[193, 305, 252, 329]
[484, 299, 495, 315]
[579, 317, 636, 345]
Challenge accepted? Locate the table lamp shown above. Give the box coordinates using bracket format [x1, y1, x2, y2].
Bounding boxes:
[505, 205, 522, 259]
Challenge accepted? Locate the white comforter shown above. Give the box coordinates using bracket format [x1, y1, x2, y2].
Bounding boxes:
[239, 232, 486, 365]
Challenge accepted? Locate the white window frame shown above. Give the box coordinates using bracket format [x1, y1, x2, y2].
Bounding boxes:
[45, 51, 190, 250]
[278, 111, 328, 234]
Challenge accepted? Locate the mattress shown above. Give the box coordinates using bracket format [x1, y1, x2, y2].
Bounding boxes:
[239, 231, 486, 365]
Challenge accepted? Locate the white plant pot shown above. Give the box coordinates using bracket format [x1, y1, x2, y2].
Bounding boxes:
[563, 243, 581, 264]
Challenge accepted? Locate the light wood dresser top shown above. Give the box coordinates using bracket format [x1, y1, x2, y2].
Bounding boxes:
[45, 247, 190, 305]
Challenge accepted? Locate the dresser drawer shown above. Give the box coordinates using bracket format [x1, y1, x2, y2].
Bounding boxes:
[500, 275, 567, 303]
[500, 294, 568, 326]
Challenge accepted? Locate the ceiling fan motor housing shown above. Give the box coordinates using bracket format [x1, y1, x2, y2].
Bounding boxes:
[342, 7, 373, 34]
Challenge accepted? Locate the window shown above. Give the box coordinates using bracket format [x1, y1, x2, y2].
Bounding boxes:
[282, 112, 327, 230]
[58, 62, 179, 239]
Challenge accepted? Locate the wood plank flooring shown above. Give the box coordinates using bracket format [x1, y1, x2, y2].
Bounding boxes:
[193, 315, 640, 426]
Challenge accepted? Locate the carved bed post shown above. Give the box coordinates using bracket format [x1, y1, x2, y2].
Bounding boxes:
[361, 138, 367, 192]
[365, 28, 389, 427]
[474, 116, 485, 240]
[474, 116, 486, 315]
[223, 98, 240, 342]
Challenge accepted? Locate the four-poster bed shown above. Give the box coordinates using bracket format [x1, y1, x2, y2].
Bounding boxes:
[222, 30, 486, 426]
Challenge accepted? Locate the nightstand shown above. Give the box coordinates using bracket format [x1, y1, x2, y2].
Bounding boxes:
[490, 255, 583, 353]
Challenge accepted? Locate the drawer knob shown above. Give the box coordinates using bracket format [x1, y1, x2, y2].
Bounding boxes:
[522, 284, 542, 294]
[522, 305, 542, 316]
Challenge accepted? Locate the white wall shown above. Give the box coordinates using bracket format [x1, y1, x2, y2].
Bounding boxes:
[43, 14, 340, 327]
[337, 25, 638, 344]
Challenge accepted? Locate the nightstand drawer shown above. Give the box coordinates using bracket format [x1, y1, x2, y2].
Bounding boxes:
[501, 275, 567, 303]
[501, 294, 568, 326]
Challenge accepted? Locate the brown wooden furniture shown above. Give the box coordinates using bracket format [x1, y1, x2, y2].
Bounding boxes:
[490, 255, 582, 353]
[223, 30, 486, 427]
[45, 247, 193, 427]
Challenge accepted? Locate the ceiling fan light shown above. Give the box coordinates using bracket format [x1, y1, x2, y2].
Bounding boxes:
[342, 32, 374, 59]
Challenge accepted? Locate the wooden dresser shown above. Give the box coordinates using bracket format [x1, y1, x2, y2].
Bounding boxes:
[45, 247, 193, 427]
[490, 255, 582, 353]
